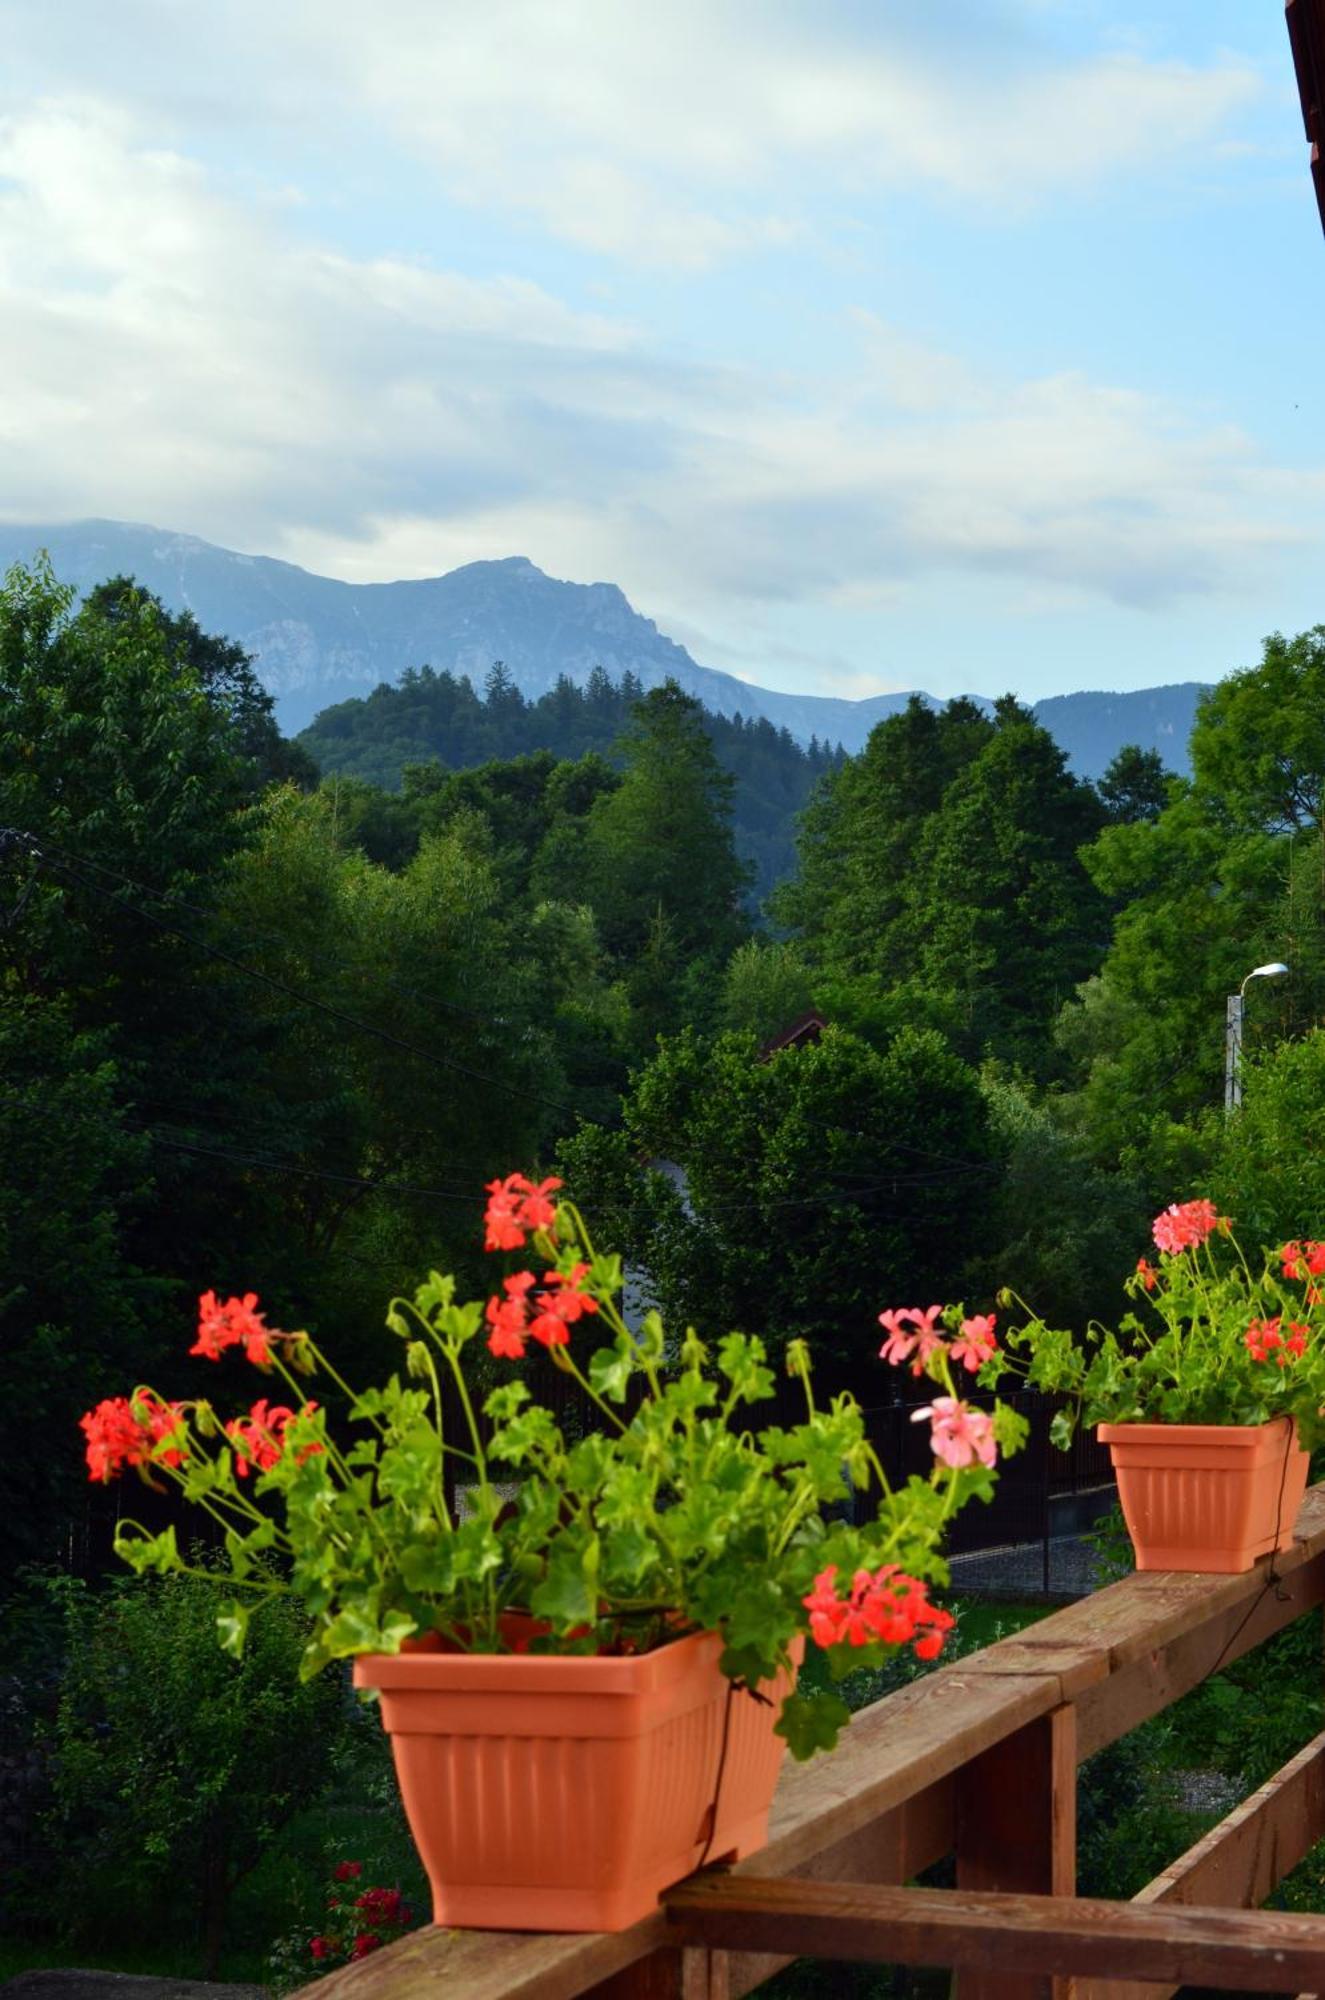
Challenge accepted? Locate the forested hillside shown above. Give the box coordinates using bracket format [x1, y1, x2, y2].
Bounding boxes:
[298, 663, 844, 901]
[4, 559, 1324, 1587]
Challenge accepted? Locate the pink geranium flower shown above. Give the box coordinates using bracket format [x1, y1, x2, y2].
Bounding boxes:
[912, 1396, 997, 1470]
[1152, 1199, 1225, 1257]
[877, 1305, 944, 1372]
[950, 1314, 997, 1373]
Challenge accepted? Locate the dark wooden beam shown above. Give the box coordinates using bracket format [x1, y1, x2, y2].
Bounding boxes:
[1287, 0, 1325, 237]
[1075, 1727, 1325, 2000]
[666, 1877, 1325, 1993]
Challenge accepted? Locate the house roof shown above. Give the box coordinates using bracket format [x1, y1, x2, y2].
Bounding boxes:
[757, 1009, 827, 1059]
[1287, 0, 1325, 238]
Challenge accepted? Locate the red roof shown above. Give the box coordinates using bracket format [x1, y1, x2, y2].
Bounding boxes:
[1287, 0, 1325, 238]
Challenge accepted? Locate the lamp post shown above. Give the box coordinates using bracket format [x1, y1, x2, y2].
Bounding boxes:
[1224, 962, 1289, 1115]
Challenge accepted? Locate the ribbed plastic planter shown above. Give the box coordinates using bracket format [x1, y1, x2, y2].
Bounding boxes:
[1098, 1417, 1308, 1572]
[353, 1629, 799, 1932]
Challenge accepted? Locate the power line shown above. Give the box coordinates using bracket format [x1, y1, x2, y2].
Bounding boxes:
[5, 829, 581, 1121]
[0, 1084, 483, 1208]
[145, 1129, 479, 1204]
[14, 834, 498, 1029]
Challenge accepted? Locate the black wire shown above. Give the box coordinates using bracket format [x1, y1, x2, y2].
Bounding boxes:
[143, 1130, 481, 1205]
[696, 1679, 739, 1872]
[18, 833, 498, 1028]
[0, 1084, 482, 1207]
[10, 831, 580, 1120]
[1201, 1418, 1299, 1684]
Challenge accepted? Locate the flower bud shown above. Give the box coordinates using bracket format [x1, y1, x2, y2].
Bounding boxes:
[405, 1341, 432, 1380]
[285, 1335, 317, 1377]
[385, 1307, 410, 1339]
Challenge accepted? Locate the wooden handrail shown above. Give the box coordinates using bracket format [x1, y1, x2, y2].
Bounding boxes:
[666, 1876, 1325, 1993]
[304, 1485, 1325, 2000]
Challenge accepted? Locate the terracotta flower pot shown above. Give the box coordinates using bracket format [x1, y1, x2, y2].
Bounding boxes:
[1098, 1416, 1308, 1573]
[353, 1628, 800, 1932]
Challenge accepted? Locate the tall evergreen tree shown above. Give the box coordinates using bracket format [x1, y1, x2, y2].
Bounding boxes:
[582, 680, 751, 977]
[906, 715, 1108, 1068]
[775, 696, 994, 979]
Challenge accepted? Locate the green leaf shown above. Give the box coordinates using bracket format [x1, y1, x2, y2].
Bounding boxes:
[992, 1401, 1030, 1459]
[113, 1525, 181, 1576]
[599, 1522, 657, 1588]
[716, 1332, 775, 1405]
[530, 1537, 600, 1631]
[1048, 1407, 1077, 1451]
[414, 1270, 456, 1317]
[484, 1380, 531, 1423]
[776, 1688, 851, 1760]
[216, 1598, 251, 1659]
[589, 1336, 636, 1404]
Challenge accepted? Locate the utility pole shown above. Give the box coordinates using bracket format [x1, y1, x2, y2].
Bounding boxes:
[1225, 963, 1289, 1117]
[1224, 991, 1243, 1115]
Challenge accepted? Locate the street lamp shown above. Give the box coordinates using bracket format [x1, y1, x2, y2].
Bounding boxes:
[1224, 962, 1289, 1114]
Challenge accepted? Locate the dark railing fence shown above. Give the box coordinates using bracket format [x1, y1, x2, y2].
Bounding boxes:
[56, 1362, 1114, 1592]
[858, 1390, 1114, 1562]
[434, 1362, 1115, 1583]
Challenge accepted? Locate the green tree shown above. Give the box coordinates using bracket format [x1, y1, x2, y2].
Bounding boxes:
[581, 681, 751, 1038]
[207, 785, 561, 1347]
[1188, 627, 1325, 837]
[559, 1023, 999, 1385]
[1056, 629, 1325, 1180]
[45, 1572, 344, 1974]
[1097, 745, 1174, 825]
[905, 715, 1108, 1069]
[1208, 1029, 1325, 1244]
[774, 696, 993, 977]
[0, 561, 265, 1568]
[968, 1072, 1150, 1331]
[82, 575, 318, 792]
[718, 938, 815, 1044]
[0, 999, 157, 1577]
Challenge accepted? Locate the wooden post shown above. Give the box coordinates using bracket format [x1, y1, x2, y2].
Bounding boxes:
[955, 1705, 1076, 2000]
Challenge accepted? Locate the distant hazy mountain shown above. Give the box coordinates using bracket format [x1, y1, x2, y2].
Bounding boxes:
[0, 519, 1210, 775]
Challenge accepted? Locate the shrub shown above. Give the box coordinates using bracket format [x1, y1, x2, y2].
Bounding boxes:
[43, 1568, 346, 1974]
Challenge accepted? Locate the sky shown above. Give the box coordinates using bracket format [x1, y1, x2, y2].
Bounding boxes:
[3, 1, 1325, 705]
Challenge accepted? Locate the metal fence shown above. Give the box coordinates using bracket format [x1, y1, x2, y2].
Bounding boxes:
[56, 1369, 1114, 1595]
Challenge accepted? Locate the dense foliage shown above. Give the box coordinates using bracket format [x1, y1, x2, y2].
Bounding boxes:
[7, 551, 1325, 1972]
[36, 1572, 343, 1974]
[298, 660, 844, 900]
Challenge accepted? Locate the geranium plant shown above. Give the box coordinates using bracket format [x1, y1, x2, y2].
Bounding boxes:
[265, 1860, 419, 1990]
[81, 1175, 1027, 1758]
[973, 1200, 1325, 1449]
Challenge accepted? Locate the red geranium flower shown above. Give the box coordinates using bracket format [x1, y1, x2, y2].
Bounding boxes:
[802, 1563, 954, 1662]
[224, 1398, 319, 1476]
[529, 1263, 599, 1348]
[485, 1271, 536, 1358]
[191, 1290, 271, 1364]
[483, 1173, 563, 1251]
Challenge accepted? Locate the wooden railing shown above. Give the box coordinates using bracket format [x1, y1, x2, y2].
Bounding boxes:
[307, 1485, 1325, 2000]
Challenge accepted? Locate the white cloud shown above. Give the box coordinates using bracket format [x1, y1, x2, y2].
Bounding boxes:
[258, 0, 1261, 266]
[3, 2, 1265, 272]
[0, 96, 1318, 682]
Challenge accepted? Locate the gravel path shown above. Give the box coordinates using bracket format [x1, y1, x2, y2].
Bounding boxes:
[947, 1532, 1109, 1600]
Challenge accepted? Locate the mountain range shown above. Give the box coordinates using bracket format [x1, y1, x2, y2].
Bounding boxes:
[0, 519, 1210, 777]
